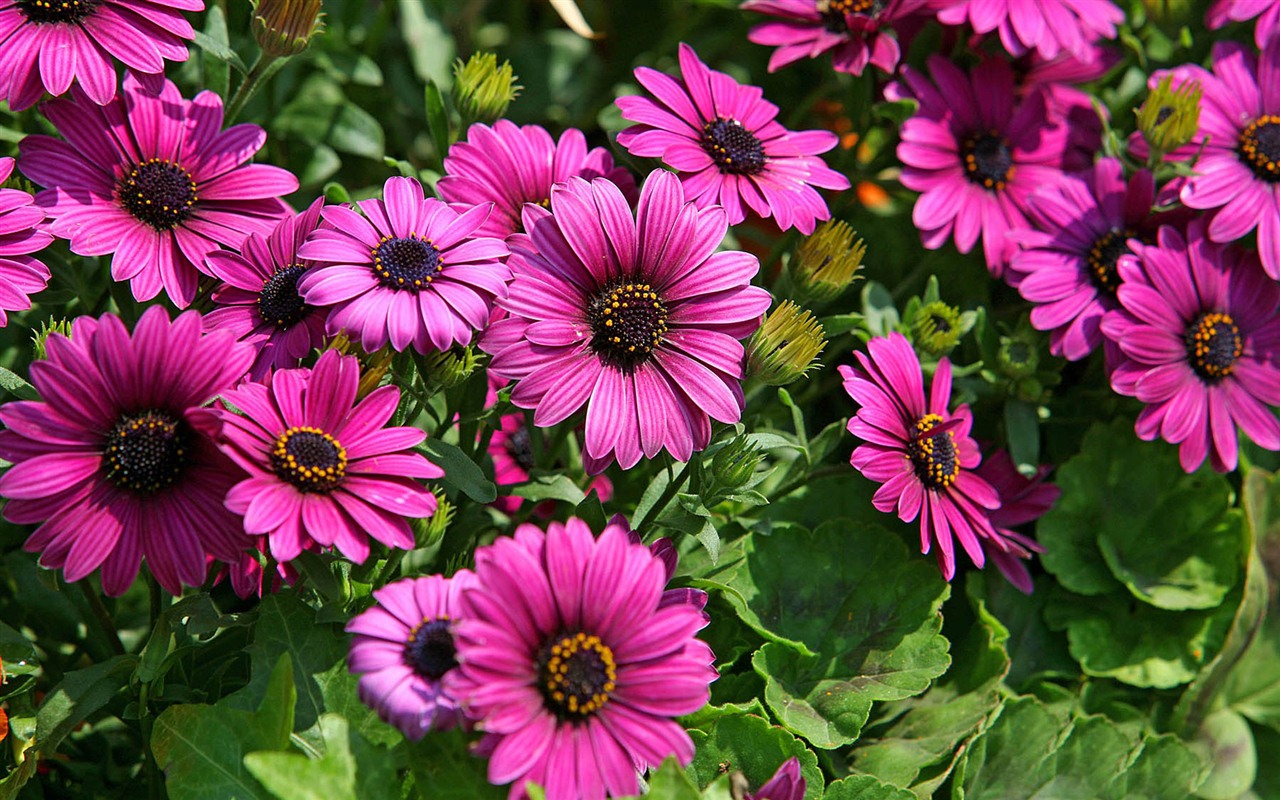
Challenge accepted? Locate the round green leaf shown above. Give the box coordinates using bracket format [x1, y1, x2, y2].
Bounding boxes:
[686, 712, 821, 800]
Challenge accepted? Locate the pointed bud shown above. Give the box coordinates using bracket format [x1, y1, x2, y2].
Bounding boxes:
[31, 318, 73, 361]
[418, 345, 483, 390]
[251, 0, 323, 58]
[789, 220, 865, 304]
[711, 436, 764, 490]
[326, 333, 394, 399]
[453, 53, 522, 125]
[747, 301, 827, 386]
[413, 490, 454, 548]
[1135, 74, 1201, 160]
[910, 301, 965, 357]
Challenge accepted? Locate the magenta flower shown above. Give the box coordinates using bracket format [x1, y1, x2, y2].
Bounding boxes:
[0, 307, 255, 596]
[1207, 0, 1280, 48]
[1102, 222, 1280, 473]
[204, 198, 328, 381]
[935, 0, 1123, 61]
[488, 412, 613, 515]
[615, 43, 849, 234]
[18, 76, 297, 308]
[891, 56, 1071, 276]
[740, 0, 932, 76]
[975, 449, 1057, 594]
[1155, 40, 1280, 279]
[747, 758, 805, 800]
[295, 177, 510, 353]
[214, 349, 443, 564]
[481, 171, 771, 473]
[448, 518, 716, 800]
[347, 571, 478, 739]
[437, 121, 636, 241]
[839, 332, 1001, 581]
[0, 156, 52, 326]
[0, 0, 201, 111]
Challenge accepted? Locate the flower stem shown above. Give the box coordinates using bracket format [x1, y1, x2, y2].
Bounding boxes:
[78, 581, 125, 657]
[632, 458, 694, 532]
[226, 52, 286, 123]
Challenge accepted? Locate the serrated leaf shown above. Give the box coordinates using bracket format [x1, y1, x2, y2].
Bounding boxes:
[824, 775, 916, 800]
[686, 712, 822, 800]
[420, 439, 496, 503]
[244, 714, 398, 800]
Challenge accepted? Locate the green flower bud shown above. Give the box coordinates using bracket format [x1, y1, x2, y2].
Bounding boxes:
[413, 490, 454, 548]
[910, 301, 964, 357]
[453, 53, 522, 125]
[711, 436, 764, 490]
[1135, 74, 1202, 160]
[251, 0, 324, 58]
[419, 345, 483, 390]
[789, 220, 865, 304]
[998, 334, 1038, 380]
[747, 301, 827, 386]
[32, 318, 73, 361]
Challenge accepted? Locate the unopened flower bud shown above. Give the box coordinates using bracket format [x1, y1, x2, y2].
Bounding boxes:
[910, 301, 964, 357]
[712, 436, 764, 490]
[1136, 74, 1201, 159]
[251, 0, 323, 58]
[998, 334, 1038, 380]
[413, 490, 454, 548]
[453, 53, 522, 125]
[747, 301, 827, 386]
[419, 345, 483, 389]
[326, 333, 393, 399]
[789, 220, 865, 304]
[32, 318, 72, 361]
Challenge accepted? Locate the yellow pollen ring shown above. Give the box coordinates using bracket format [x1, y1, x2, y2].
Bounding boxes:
[542, 632, 617, 717]
[271, 425, 348, 492]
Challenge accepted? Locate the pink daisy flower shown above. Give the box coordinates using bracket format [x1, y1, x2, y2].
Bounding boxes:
[747, 758, 805, 800]
[839, 332, 1002, 581]
[447, 518, 716, 800]
[18, 76, 298, 308]
[480, 171, 772, 473]
[1102, 221, 1280, 473]
[615, 43, 849, 234]
[0, 0, 201, 111]
[1207, 0, 1280, 48]
[213, 349, 443, 564]
[740, 0, 932, 76]
[0, 156, 52, 325]
[346, 571, 478, 740]
[436, 121, 637, 241]
[935, 0, 1123, 61]
[295, 176, 510, 353]
[204, 198, 328, 381]
[891, 56, 1072, 276]
[975, 449, 1057, 594]
[0, 306, 255, 596]
[1154, 40, 1280, 279]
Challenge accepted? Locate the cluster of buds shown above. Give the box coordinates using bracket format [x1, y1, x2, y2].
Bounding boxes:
[251, 0, 324, 58]
[453, 52, 522, 125]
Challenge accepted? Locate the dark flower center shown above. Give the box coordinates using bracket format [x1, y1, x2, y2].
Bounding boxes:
[961, 131, 1014, 190]
[700, 118, 766, 176]
[371, 234, 443, 291]
[16, 0, 99, 24]
[506, 425, 535, 471]
[103, 410, 190, 495]
[906, 413, 959, 490]
[587, 280, 669, 373]
[1185, 311, 1242, 381]
[405, 617, 457, 680]
[536, 631, 617, 720]
[818, 0, 880, 31]
[1086, 228, 1135, 296]
[258, 265, 310, 328]
[271, 426, 347, 492]
[118, 159, 198, 231]
[1239, 115, 1280, 182]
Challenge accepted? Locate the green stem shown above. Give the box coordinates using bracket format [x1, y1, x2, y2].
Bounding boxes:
[375, 549, 408, 589]
[225, 52, 285, 123]
[78, 582, 125, 657]
[633, 459, 694, 532]
[772, 464, 849, 501]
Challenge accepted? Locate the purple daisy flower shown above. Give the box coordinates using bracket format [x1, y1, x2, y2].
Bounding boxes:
[346, 571, 478, 739]
[747, 758, 805, 800]
[975, 448, 1057, 594]
[213, 349, 443, 564]
[204, 198, 328, 381]
[0, 306, 255, 596]
[1207, 0, 1280, 48]
[839, 332, 1002, 581]
[740, 0, 932, 77]
[447, 518, 716, 800]
[615, 43, 849, 234]
[0, 156, 52, 325]
[295, 176, 511, 354]
[1154, 40, 1280, 279]
[1102, 221, 1280, 473]
[891, 56, 1071, 276]
[480, 171, 772, 473]
[436, 121, 636, 241]
[935, 0, 1123, 61]
[18, 76, 298, 308]
[0, 0, 202, 111]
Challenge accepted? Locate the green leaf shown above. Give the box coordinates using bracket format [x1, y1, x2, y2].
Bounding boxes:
[199, 5, 231, 98]
[1221, 612, 1280, 733]
[686, 712, 822, 800]
[1002, 399, 1039, 475]
[1192, 708, 1255, 800]
[191, 16, 248, 75]
[399, 0, 455, 84]
[824, 775, 916, 800]
[971, 573, 1076, 690]
[275, 76, 386, 160]
[638, 758, 703, 800]
[420, 439, 497, 503]
[0, 366, 37, 400]
[509, 473, 587, 505]
[408, 728, 507, 800]
[35, 654, 137, 754]
[244, 714, 398, 800]
[861, 282, 899, 338]
[424, 80, 451, 162]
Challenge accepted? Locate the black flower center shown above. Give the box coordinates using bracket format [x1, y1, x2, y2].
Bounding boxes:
[118, 159, 198, 231]
[536, 631, 617, 720]
[818, 0, 879, 30]
[16, 0, 99, 24]
[103, 410, 190, 495]
[1185, 311, 1242, 381]
[587, 280, 669, 373]
[1086, 228, 1135, 296]
[906, 413, 959, 490]
[961, 131, 1014, 190]
[700, 118, 766, 176]
[1239, 115, 1280, 182]
[405, 617, 457, 680]
[271, 426, 347, 492]
[258, 265, 310, 328]
[506, 425, 535, 471]
[371, 234, 443, 291]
